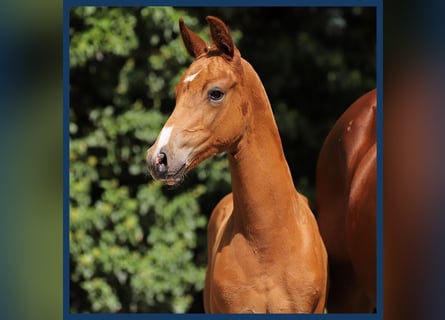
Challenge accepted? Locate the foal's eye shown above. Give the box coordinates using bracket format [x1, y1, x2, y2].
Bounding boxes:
[208, 88, 225, 103]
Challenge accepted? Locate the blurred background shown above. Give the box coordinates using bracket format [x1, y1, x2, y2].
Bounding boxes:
[69, 7, 375, 313]
[4, 1, 445, 320]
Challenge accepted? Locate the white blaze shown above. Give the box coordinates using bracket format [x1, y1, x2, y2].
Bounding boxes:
[154, 126, 173, 155]
[184, 70, 201, 83]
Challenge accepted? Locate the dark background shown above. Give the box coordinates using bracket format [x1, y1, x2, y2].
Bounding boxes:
[183, 6, 376, 201]
[3, 1, 445, 320]
[184, 7, 376, 312]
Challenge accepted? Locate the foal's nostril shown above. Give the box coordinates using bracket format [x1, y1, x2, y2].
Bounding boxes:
[155, 152, 168, 174]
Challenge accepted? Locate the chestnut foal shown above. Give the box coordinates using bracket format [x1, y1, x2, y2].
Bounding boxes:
[146, 16, 327, 313]
[316, 89, 377, 312]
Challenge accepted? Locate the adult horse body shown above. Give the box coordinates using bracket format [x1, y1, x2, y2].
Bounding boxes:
[146, 16, 327, 313]
[316, 89, 377, 312]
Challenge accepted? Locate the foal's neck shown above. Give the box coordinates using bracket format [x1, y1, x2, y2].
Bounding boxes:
[228, 62, 305, 244]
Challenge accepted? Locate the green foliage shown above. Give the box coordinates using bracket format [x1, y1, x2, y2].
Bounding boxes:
[69, 7, 375, 313]
[70, 7, 138, 68]
[70, 7, 231, 313]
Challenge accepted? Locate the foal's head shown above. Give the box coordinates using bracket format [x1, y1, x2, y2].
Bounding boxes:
[146, 16, 252, 185]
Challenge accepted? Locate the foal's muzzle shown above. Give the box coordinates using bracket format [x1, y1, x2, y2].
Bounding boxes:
[146, 148, 187, 186]
[147, 149, 169, 180]
[153, 152, 168, 177]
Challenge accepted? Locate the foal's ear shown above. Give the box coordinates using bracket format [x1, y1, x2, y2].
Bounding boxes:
[206, 16, 235, 59]
[179, 18, 207, 58]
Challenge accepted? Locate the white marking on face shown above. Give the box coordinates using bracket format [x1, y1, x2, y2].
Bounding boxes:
[184, 70, 201, 83]
[154, 126, 173, 155]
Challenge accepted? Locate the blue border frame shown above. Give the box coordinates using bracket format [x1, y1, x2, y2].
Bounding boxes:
[66, 0, 379, 7]
[63, 1, 383, 319]
[375, 1, 384, 317]
[63, 1, 71, 317]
